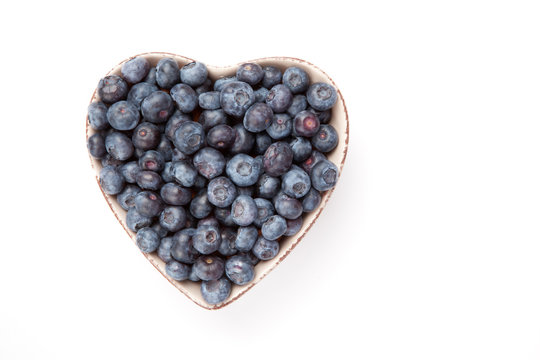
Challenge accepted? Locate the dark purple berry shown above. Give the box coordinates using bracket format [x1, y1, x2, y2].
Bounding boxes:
[98, 75, 128, 104]
[236, 63, 264, 85]
[87, 133, 106, 159]
[262, 142, 293, 176]
[132, 122, 161, 150]
[293, 110, 320, 137]
[207, 124, 236, 151]
[121, 56, 150, 84]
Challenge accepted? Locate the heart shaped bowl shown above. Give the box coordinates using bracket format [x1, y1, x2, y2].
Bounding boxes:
[86, 52, 349, 309]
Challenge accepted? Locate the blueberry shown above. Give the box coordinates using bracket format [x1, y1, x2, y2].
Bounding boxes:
[127, 82, 158, 109]
[256, 174, 281, 199]
[196, 78, 213, 95]
[164, 111, 191, 141]
[106, 101, 140, 131]
[306, 82, 337, 111]
[171, 229, 199, 264]
[273, 191, 303, 219]
[172, 148, 189, 162]
[293, 110, 320, 137]
[173, 121, 205, 155]
[193, 255, 224, 279]
[243, 102, 273, 133]
[236, 63, 264, 85]
[207, 177, 237, 208]
[311, 160, 339, 191]
[136, 171, 163, 191]
[289, 136, 312, 163]
[201, 278, 231, 305]
[87, 133, 106, 159]
[198, 91, 221, 110]
[231, 195, 257, 226]
[186, 212, 198, 228]
[214, 76, 237, 91]
[281, 166, 311, 198]
[136, 227, 160, 253]
[165, 260, 190, 281]
[193, 147, 225, 180]
[189, 267, 200, 282]
[104, 132, 133, 161]
[254, 154, 264, 169]
[235, 226, 258, 252]
[156, 136, 173, 161]
[117, 185, 141, 210]
[282, 67, 309, 94]
[88, 101, 109, 130]
[126, 207, 152, 232]
[143, 67, 157, 85]
[311, 124, 338, 153]
[254, 87, 269, 103]
[141, 91, 174, 124]
[230, 124, 255, 154]
[138, 150, 165, 172]
[120, 161, 141, 184]
[160, 183, 191, 206]
[214, 207, 235, 227]
[100, 154, 124, 168]
[132, 122, 161, 150]
[225, 255, 254, 285]
[180, 61, 208, 87]
[121, 56, 150, 84]
[302, 188, 321, 212]
[156, 57, 180, 89]
[266, 113, 292, 140]
[263, 141, 293, 177]
[218, 227, 238, 256]
[134, 191, 163, 217]
[241, 251, 261, 266]
[171, 160, 197, 187]
[287, 95, 307, 117]
[198, 216, 220, 228]
[99, 165, 125, 195]
[226, 154, 262, 186]
[199, 109, 228, 131]
[266, 84, 293, 113]
[193, 175, 207, 189]
[301, 150, 327, 174]
[262, 65, 282, 88]
[255, 133, 273, 154]
[189, 191, 213, 219]
[159, 206, 187, 232]
[206, 124, 236, 150]
[252, 236, 280, 260]
[220, 81, 255, 118]
[151, 223, 169, 238]
[237, 186, 254, 197]
[308, 107, 332, 124]
[157, 236, 175, 263]
[253, 198, 275, 228]
[170, 83, 198, 113]
[98, 75, 128, 104]
[261, 215, 287, 240]
[134, 148, 145, 158]
[284, 217, 303, 236]
[161, 162, 175, 183]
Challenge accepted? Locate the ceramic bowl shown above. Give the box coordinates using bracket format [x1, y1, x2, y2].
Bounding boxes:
[86, 52, 349, 309]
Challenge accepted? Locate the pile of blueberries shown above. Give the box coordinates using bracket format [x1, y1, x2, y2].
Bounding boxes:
[87, 56, 340, 305]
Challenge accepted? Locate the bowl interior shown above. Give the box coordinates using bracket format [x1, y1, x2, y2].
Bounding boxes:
[86, 52, 349, 309]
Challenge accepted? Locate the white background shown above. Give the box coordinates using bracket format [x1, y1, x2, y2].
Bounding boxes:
[1, 0, 539, 359]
